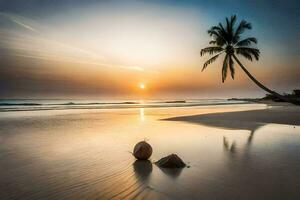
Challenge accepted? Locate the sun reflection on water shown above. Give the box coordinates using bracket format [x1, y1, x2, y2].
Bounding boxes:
[140, 108, 145, 122]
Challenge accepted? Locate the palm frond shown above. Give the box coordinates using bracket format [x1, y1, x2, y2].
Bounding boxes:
[200, 46, 224, 56]
[233, 20, 252, 43]
[218, 22, 229, 41]
[207, 29, 220, 37]
[225, 15, 236, 41]
[210, 26, 222, 32]
[202, 53, 222, 71]
[209, 40, 217, 45]
[230, 15, 237, 29]
[235, 47, 260, 60]
[222, 54, 229, 82]
[207, 29, 227, 46]
[236, 49, 253, 61]
[226, 17, 231, 33]
[218, 23, 227, 34]
[235, 37, 257, 47]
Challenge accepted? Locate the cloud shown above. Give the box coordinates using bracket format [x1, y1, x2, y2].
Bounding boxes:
[0, 12, 149, 72]
[0, 12, 38, 32]
[124, 66, 144, 71]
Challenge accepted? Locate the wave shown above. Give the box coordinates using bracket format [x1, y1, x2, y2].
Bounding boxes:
[0, 103, 43, 106]
[0, 101, 139, 106]
[0, 99, 249, 112]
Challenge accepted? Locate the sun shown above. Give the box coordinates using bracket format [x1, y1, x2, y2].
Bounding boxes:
[139, 83, 145, 90]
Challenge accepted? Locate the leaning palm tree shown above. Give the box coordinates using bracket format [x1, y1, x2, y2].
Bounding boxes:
[200, 15, 294, 104]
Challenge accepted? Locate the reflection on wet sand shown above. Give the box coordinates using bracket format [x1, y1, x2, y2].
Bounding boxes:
[167, 105, 300, 156]
[158, 168, 183, 179]
[133, 160, 153, 181]
[223, 136, 237, 153]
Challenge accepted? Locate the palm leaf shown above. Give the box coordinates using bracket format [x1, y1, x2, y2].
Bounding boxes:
[209, 40, 217, 45]
[226, 17, 231, 34]
[202, 53, 222, 71]
[235, 48, 253, 61]
[207, 29, 227, 45]
[210, 26, 222, 32]
[233, 20, 252, 43]
[230, 15, 237, 42]
[200, 46, 224, 56]
[235, 47, 260, 60]
[218, 22, 229, 41]
[225, 15, 236, 42]
[207, 29, 222, 38]
[230, 15, 237, 29]
[235, 37, 257, 47]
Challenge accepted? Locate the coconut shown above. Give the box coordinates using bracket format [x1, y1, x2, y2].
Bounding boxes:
[133, 141, 152, 160]
[155, 154, 186, 168]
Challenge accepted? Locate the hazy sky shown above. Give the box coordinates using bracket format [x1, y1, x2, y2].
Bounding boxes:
[0, 0, 299, 99]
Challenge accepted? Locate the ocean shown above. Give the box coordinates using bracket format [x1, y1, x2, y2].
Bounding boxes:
[0, 99, 247, 112]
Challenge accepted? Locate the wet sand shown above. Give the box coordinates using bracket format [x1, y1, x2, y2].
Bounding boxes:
[0, 104, 299, 199]
[165, 104, 300, 133]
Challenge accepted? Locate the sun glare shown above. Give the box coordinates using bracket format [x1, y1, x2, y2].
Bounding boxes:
[139, 83, 145, 90]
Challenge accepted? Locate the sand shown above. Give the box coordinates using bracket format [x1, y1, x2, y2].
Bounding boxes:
[165, 104, 300, 133]
[0, 103, 299, 199]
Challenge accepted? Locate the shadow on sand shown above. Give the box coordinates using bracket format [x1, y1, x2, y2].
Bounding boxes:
[164, 106, 300, 137]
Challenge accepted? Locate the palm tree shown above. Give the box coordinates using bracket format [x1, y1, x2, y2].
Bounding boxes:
[200, 15, 295, 104]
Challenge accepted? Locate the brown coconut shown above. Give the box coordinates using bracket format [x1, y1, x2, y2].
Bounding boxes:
[133, 141, 152, 160]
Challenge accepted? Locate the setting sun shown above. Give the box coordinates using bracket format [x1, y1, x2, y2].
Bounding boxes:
[139, 83, 145, 90]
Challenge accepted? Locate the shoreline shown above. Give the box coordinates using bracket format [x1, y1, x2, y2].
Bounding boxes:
[0, 100, 252, 112]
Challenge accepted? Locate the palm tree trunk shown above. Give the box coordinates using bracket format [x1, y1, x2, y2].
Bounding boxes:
[232, 54, 298, 104]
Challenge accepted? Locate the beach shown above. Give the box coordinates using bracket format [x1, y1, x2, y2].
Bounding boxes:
[0, 103, 299, 199]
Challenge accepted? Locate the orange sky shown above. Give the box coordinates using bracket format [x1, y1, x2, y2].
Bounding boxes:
[0, 1, 299, 99]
